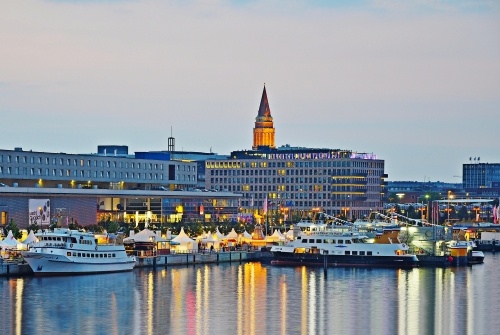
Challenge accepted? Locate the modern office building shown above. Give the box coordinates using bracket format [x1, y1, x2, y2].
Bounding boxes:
[205, 86, 387, 220]
[463, 162, 500, 188]
[0, 145, 197, 191]
[0, 146, 240, 228]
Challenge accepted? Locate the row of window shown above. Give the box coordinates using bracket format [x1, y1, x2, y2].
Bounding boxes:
[0, 166, 197, 182]
[211, 177, 334, 184]
[209, 168, 381, 177]
[207, 160, 384, 169]
[66, 252, 116, 258]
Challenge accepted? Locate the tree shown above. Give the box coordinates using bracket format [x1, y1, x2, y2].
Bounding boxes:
[6, 219, 22, 239]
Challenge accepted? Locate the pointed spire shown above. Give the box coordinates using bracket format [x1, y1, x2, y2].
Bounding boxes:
[257, 85, 271, 117]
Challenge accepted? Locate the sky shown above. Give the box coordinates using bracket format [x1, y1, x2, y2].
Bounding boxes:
[1, 0, 499, 183]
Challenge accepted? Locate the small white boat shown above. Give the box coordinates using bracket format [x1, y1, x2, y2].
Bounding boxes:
[21, 228, 136, 275]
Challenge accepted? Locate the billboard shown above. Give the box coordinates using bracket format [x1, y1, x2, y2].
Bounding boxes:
[29, 199, 51, 226]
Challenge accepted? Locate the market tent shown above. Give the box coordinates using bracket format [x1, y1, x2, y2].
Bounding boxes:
[2, 231, 20, 247]
[22, 231, 37, 244]
[214, 228, 225, 240]
[266, 230, 285, 242]
[242, 230, 253, 240]
[285, 229, 294, 240]
[201, 231, 220, 249]
[225, 228, 239, 240]
[123, 229, 168, 243]
[171, 227, 198, 252]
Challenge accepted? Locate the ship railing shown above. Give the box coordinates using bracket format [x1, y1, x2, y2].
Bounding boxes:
[302, 231, 354, 237]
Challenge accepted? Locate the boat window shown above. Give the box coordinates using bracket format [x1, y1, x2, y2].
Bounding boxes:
[104, 254, 107, 258]
[57, 237, 61, 241]
[301, 240, 307, 243]
[359, 251, 365, 255]
[345, 251, 350, 255]
[100, 254, 103, 258]
[67, 252, 71, 256]
[352, 251, 357, 255]
[82, 253, 85, 257]
[87, 253, 90, 257]
[338, 240, 343, 244]
[367, 251, 372, 256]
[112, 254, 116, 257]
[352, 238, 358, 243]
[331, 240, 336, 244]
[108, 254, 111, 257]
[297, 236, 301, 240]
[316, 239, 322, 244]
[78, 253, 81, 257]
[345, 240, 352, 244]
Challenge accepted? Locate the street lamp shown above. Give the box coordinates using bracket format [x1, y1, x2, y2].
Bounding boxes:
[447, 191, 454, 223]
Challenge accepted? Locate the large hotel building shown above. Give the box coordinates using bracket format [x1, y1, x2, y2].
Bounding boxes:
[205, 86, 387, 220]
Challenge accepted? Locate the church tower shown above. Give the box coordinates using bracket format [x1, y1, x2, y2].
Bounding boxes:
[252, 85, 276, 150]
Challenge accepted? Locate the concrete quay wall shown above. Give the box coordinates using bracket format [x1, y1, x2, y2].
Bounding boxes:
[0, 263, 34, 277]
[135, 251, 261, 268]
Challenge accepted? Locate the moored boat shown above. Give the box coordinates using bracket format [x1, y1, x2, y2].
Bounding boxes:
[21, 228, 136, 275]
[270, 220, 418, 268]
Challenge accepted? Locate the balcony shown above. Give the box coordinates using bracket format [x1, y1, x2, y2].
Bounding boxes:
[330, 172, 368, 178]
[331, 180, 368, 186]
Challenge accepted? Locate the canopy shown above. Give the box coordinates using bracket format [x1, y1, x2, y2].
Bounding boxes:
[2, 230, 20, 247]
[201, 231, 220, 249]
[22, 230, 37, 244]
[171, 227, 198, 252]
[214, 228, 225, 239]
[266, 230, 285, 242]
[286, 229, 294, 239]
[201, 231, 218, 243]
[225, 228, 238, 240]
[242, 230, 253, 239]
[123, 229, 168, 243]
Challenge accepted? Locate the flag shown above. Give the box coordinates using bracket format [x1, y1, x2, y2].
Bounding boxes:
[263, 196, 268, 214]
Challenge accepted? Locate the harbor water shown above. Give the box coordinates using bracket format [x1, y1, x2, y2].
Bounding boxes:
[2, 254, 500, 335]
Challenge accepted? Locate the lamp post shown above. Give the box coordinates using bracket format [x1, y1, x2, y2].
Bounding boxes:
[447, 191, 454, 223]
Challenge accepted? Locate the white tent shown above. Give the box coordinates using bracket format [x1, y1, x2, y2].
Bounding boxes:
[266, 230, 285, 242]
[201, 231, 220, 250]
[242, 230, 253, 240]
[225, 228, 239, 240]
[123, 229, 168, 243]
[214, 228, 225, 239]
[2, 231, 20, 247]
[171, 227, 198, 252]
[285, 229, 294, 240]
[22, 231, 37, 244]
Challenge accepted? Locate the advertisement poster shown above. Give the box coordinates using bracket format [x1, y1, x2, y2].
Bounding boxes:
[29, 199, 51, 226]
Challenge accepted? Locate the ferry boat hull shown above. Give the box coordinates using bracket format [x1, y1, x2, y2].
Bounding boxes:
[271, 252, 418, 268]
[21, 228, 136, 276]
[22, 251, 136, 275]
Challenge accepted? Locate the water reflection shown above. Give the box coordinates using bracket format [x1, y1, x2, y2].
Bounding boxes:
[2, 256, 500, 335]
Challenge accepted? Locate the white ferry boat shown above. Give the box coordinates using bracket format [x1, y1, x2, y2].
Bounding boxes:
[270, 221, 418, 268]
[21, 228, 136, 275]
